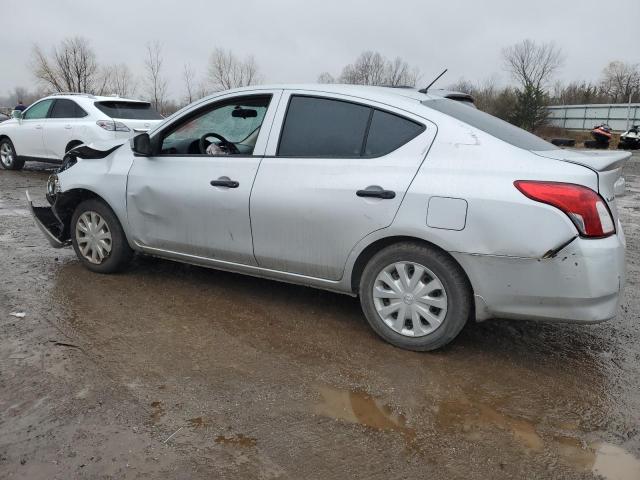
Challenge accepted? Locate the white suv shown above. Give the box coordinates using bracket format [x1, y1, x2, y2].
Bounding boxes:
[0, 93, 163, 170]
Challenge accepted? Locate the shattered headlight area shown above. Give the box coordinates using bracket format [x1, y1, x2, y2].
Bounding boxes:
[46, 174, 61, 205]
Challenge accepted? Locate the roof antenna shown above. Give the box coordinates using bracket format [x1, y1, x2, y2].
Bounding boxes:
[418, 69, 448, 94]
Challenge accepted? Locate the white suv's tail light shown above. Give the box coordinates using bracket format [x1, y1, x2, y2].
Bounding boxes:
[96, 120, 130, 132]
[514, 180, 615, 238]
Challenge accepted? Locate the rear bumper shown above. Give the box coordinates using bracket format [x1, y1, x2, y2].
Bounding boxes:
[26, 190, 70, 248]
[453, 223, 626, 323]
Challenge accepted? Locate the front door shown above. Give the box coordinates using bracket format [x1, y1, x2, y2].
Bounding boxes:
[126, 91, 281, 265]
[12, 99, 52, 158]
[250, 93, 435, 280]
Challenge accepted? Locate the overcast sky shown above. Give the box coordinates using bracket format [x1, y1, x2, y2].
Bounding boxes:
[1, 0, 638, 100]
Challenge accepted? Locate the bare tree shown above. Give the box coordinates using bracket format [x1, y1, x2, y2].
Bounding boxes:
[207, 48, 261, 91]
[503, 39, 563, 90]
[601, 61, 640, 103]
[31, 37, 101, 93]
[103, 63, 137, 97]
[182, 63, 196, 104]
[143, 41, 169, 112]
[323, 51, 420, 87]
[385, 57, 419, 87]
[317, 72, 335, 84]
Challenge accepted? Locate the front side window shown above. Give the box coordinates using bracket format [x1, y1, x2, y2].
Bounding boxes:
[23, 99, 54, 120]
[49, 99, 87, 119]
[160, 95, 271, 156]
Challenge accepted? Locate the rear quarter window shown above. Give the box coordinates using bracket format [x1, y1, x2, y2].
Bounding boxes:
[94, 101, 163, 120]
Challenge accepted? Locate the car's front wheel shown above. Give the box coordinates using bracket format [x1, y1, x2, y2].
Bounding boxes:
[71, 198, 133, 273]
[359, 242, 472, 351]
[0, 138, 24, 170]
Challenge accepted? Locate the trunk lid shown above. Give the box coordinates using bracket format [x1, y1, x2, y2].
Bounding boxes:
[533, 149, 631, 224]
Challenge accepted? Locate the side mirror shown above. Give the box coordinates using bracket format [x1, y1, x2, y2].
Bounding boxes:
[11, 110, 22, 120]
[131, 133, 153, 156]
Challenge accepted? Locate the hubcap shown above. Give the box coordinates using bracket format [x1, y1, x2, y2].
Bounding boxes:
[0, 143, 14, 167]
[373, 262, 448, 337]
[75, 211, 112, 264]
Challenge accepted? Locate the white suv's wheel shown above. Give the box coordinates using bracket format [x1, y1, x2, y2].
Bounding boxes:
[359, 242, 472, 351]
[0, 138, 24, 170]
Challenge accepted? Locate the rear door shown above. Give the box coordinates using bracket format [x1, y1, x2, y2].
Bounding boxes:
[43, 99, 88, 159]
[250, 92, 435, 280]
[11, 99, 53, 158]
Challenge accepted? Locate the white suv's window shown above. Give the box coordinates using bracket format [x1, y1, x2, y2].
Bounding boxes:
[23, 99, 53, 120]
[49, 99, 87, 119]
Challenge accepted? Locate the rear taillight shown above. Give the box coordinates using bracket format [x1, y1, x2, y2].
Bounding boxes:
[514, 181, 615, 238]
[96, 120, 130, 132]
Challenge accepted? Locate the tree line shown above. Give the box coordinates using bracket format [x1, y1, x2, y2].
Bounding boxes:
[2, 37, 639, 131]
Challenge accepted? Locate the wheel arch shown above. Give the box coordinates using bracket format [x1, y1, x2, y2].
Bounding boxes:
[65, 140, 83, 153]
[54, 188, 119, 240]
[348, 235, 474, 297]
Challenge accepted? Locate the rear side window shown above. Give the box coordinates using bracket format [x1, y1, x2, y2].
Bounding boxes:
[94, 101, 163, 120]
[364, 110, 424, 156]
[49, 99, 87, 119]
[423, 98, 555, 151]
[278, 96, 371, 157]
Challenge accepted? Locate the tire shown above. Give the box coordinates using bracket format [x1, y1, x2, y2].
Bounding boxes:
[0, 138, 24, 170]
[71, 198, 133, 273]
[359, 242, 472, 351]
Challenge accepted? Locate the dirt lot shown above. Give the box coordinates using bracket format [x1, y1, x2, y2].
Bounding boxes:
[1, 154, 640, 479]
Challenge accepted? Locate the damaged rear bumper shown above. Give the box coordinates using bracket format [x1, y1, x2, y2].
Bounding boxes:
[26, 190, 70, 248]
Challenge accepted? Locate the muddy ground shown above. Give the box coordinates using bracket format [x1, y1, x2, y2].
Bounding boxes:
[1, 154, 640, 480]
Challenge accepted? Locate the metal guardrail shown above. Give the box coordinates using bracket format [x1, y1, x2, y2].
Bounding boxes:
[547, 103, 640, 132]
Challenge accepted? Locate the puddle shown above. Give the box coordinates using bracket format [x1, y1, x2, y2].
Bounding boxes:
[215, 434, 257, 448]
[313, 384, 416, 447]
[437, 397, 543, 451]
[188, 417, 205, 428]
[149, 401, 165, 423]
[438, 397, 640, 480]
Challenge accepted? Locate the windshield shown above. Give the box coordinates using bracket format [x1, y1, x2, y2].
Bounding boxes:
[94, 101, 163, 120]
[423, 98, 556, 151]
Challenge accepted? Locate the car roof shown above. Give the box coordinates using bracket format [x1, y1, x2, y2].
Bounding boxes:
[40, 93, 150, 104]
[199, 84, 473, 109]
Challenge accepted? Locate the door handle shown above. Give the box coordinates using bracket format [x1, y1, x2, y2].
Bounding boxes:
[210, 178, 239, 188]
[35, 125, 43, 129]
[356, 188, 396, 199]
[64, 124, 72, 129]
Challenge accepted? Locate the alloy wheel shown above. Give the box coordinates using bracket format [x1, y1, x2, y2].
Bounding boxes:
[0, 143, 14, 168]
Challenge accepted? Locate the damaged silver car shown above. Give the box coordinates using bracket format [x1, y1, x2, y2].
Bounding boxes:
[27, 84, 629, 351]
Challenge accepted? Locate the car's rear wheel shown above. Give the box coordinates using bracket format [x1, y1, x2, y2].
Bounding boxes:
[0, 138, 24, 170]
[359, 242, 472, 351]
[71, 199, 133, 273]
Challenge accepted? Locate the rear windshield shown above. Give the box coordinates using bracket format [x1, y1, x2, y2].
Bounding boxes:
[422, 98, 555, 151]
[94, 101, 163, 120]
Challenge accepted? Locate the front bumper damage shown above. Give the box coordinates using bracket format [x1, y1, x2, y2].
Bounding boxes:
[26, 190, 70, 248]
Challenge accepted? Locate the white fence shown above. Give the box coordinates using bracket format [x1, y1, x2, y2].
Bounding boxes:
[547, 103, 640, 132]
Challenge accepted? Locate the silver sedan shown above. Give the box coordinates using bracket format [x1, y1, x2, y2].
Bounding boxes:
[28, 84, 628, 351]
